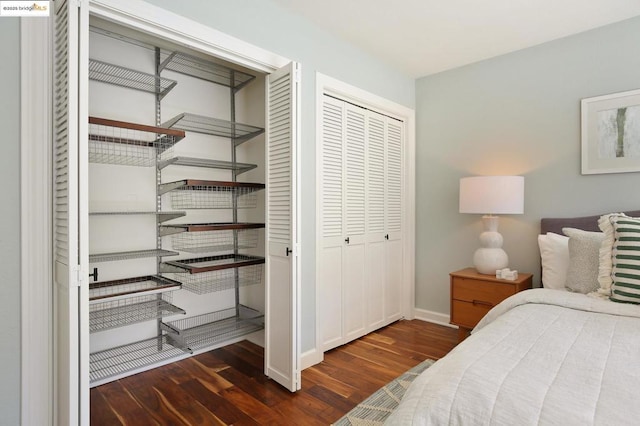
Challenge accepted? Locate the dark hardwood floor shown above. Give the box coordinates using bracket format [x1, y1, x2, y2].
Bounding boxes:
[90, 320, 458, 425]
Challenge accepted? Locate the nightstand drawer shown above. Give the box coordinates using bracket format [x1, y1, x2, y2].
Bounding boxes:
[450, 268, 533, 343]
[451, 300, 492, 328]
[452, 278, 515, 305]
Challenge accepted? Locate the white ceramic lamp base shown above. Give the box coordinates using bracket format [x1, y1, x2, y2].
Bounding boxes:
[473, 215, 508, 274]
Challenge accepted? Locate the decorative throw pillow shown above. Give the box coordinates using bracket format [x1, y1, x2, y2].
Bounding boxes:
[563, 228, 605, 294]
[597, 213, 628, 296]
[537, 232, 569, 291]
[609, 217, 640, 304]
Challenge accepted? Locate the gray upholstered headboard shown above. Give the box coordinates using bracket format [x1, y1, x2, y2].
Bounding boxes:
[540, 210, 640, 235]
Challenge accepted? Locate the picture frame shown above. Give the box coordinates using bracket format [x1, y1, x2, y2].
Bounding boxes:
[581, 88, 640, 175]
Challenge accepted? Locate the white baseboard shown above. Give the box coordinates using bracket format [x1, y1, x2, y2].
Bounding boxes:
[413, 308, 457, 329]
[301, 347, 323, 370]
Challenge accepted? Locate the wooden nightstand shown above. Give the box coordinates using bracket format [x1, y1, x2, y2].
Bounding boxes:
[450, 267, 532, 343]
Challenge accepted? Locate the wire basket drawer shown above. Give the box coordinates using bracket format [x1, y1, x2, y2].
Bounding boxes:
[89, 292, 184, 333]
[88, 117, 184, 167]
[172, 228, 260, 253]
[167, 263, 263, 295]
[162, 305, 264, 351]
[169, 186, 259, 209]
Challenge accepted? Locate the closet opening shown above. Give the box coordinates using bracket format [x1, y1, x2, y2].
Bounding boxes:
[51, 3, 301, 423]
[86, 18, 268, 387]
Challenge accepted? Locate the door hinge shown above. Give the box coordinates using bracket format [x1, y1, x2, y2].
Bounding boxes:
[72, 265, 83, 288]
[294, 65, 301, 83]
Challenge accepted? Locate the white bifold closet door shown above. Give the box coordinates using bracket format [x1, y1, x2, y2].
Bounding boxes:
[53, 1, 90, 425]
[266, 62, 301, 392]
[319, 95, 404, 352]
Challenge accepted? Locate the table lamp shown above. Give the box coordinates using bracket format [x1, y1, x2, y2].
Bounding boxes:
[459, 176, 524, 274]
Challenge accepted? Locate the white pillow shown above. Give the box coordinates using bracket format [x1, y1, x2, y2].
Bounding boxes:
[538, 232, 569, 290]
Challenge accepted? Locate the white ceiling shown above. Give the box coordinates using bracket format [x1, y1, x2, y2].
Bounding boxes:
[271, 0, 640, 78]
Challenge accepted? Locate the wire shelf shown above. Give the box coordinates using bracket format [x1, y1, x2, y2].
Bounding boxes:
[170, 227, 260, 253]
[90, 211, 186, 223]
[89, 248, 179, 263]
[90, 335, 187, 386]
[157, 156, 257, 175]
[89, 59, 177, 99]
[160, 222, 265, 237]
[89, 275, 181, 302]
[161, 254, 265, 274]
[90, 293, 185, 333]
[162, 113, 264, 145]
[159, 51, 255, 90]
[159, 179, 264, 210]
[161, 305, 264, 351]
[88, 117, 185, 167]
[166, 263, 263, 295]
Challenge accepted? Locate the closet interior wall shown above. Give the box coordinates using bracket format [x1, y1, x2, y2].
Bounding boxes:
[87, 23, 266, 386]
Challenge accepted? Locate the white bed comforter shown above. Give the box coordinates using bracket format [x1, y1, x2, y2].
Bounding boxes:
[386, 289, 640, 425]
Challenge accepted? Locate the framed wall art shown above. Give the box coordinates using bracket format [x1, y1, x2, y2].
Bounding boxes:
[581, 88, 640, 174]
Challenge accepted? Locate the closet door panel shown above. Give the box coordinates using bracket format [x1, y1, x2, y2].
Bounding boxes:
[266, 61, 300, 392]
[365, 112, 386, 331]
[319, 96, 345, 351]
[319, 247, 343, 351]
[342, 104, 367, 342]
[385, 238, 403, 322]
[386, 119, 403, 240]
[385, 118, 404, 322]
[53, 1, 90, 424]
[365, 241, 385, 331]
[343, 244, 366, 341]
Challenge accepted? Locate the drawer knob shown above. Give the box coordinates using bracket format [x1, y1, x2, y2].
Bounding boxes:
[472, 299, 493, 307]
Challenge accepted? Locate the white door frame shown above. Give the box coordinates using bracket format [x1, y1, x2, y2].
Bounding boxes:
[314, 72, 416, 365]
[22, 0, 299, 422]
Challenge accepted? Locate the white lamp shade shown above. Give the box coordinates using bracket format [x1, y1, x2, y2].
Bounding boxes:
[459, 176, 524, 215]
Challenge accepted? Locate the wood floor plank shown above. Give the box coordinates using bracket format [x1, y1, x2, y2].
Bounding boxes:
[216, 365, 290, 407]
[302, 365, 358, 399]
[94, 381, 159, 426]
[180, 379, 261, 426]
[217, 385, 290, 425]
[118, 368, 203, 426]
[272, 391, 336, 426]
[90, 387, 125, 426]
[91, 319, 458, 425]
[143, 373, 224, 425]
[174, 357, 234, 394]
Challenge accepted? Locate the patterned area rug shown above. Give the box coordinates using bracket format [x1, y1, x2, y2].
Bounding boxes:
[333, 358, 435, 425]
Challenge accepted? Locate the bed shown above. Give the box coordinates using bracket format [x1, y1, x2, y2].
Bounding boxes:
[386, 211, 640, 425]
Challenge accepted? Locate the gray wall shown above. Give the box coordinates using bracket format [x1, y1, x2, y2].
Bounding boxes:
[144, 0, 416, 352]
[415, 16, 640, 315]
[0, 19, 21, 426]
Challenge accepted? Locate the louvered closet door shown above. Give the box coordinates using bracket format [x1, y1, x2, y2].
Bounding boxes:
[266, 61, 301, 392]
[318, 96, 345, 351]
[342, 103, 367, 343]
[53, 0, 90, 424]
[385, 118, 403, 322]
[365, 111, 386, 331]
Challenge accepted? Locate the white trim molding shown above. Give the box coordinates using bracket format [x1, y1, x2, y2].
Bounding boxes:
[412, 308, 457, 329]
[300, 348, 323, 371]
[314, 72, 417, 363]
[21, 16, 53, 426]
[90, 0, 290, 73]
